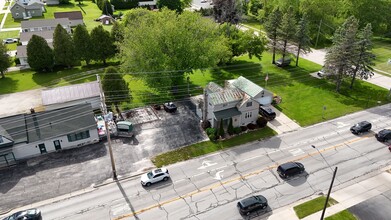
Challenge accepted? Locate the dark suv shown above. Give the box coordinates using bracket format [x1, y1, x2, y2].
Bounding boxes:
[375, 129, 391, 142]
[277, 162, 305, 178]
[237, 195, 268, 216]
[259, 105, 276, 120]
[350, 121, 372, 134]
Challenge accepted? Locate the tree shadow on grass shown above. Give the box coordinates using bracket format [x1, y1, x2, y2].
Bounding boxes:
[210, 60, 263, 84]
[0, 76, 18, 95]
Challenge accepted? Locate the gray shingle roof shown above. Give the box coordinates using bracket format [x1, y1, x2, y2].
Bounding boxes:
[25, 103, 96, 143]
[0, 114, 28, 144]
[20, 30, 54, 42]
[21, 18, 69, 29]
[25, 1, 44, 9]
[17, 43, 53, 58]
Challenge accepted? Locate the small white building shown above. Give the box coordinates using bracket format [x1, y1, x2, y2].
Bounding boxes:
[0, 104, 99, 167]
[203, 76, 273, 128]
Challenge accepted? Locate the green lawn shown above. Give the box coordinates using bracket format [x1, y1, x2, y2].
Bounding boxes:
[6, 42, 17, 51]
[241, 15, 263, 31]
[325, 210, 357, 220]
[372, 38, 391, 74]
[294, 196, 338, 219]
[152, 127, 276, 167]
[0, 30, 20, 40]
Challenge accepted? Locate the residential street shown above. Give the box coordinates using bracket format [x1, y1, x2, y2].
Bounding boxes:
[1, 103, 390, 219]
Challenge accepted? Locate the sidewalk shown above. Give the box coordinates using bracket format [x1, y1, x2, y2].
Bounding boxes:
[267, 170, 391, 220]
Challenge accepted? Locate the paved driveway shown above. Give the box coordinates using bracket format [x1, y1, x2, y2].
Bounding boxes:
[0, 102, 208, 214]
[348, 189, 391, 220]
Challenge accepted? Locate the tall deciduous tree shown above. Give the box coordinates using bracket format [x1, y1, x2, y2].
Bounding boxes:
[294, 14, 311, 67]
[102, 66, 131, 115]
[102, 0, 113, 16]
[278, 7, 296, 61]
[90, 25, 115, 65]
[73, 24, 93, 65]
[0, 42, 11, 78]
[53, 24, 76, 68]
[212, 0, 242, 24]
[120, 8, 230, 93]
[157, 0, 182, 13]
[349, 23, 375, 88]
[324, 16, 359, 93]
[27, 35, 54, 71]
[264, 8, 281, 64]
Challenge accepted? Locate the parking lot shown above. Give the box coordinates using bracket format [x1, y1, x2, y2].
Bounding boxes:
[0, 102, 208, 214]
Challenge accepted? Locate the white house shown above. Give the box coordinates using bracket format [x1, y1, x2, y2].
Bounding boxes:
[0, 103, 99, 167]
[203, 76, 273, 128]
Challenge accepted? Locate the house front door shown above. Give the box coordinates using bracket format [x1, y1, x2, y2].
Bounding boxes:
[38, 143, 47, 154]
[54, 140, 61, 150]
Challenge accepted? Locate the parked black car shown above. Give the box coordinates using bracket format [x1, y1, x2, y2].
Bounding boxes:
[259, 105, 276, 120]
[237, 195, 268, 216]
[350, 121, 372, 134]
[163, 102, 177, 113]
[277, 162, 305, 178]
[275, 57, 291, 67]
[375, 129, 391, 142]
[2, 208, 42, 220]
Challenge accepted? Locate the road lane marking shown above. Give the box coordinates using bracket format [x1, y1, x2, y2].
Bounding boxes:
[197, 160, 218, 170]
[113, 136, 370, 219]
[213, 170, 224, 180]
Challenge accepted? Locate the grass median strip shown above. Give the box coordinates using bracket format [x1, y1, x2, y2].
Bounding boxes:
[152, 127, 277, 167]
[325, 210, 357, 220]
[294, 196, 338, 219]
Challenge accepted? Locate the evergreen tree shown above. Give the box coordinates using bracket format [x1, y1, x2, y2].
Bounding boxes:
[90, 25, 115, 65]
[324, 16, 359, 92]
[278, 7, 296, 61]
[294, 14, 311, 67]
[102, 66, 131, 115]
[264, 8, 281, 64]
[53, 24, 76, 68]
[102, 0, 113, 15]
[157, 0, 183, 13]
[27, 35, 54, 71]
[96, 0, 103, 10]
[218, 119, 225, 138]
[73, 24, 93, 65]
[0, 42, 11, 78]
[349, 23, 375, 88]
[111, 22, 124, 54]
[227, 118, 234, 135]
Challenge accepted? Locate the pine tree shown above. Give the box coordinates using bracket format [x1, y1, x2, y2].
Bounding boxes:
[294, 14, 311, 67]
[102, 0, 113, 16]
[218, 119, 225, 138]
[264, 8, 281, 64]
[227, 118, 234, 135]
[73, 24, 93, 65]
[0, 42, 11, 78]
[278, 7, 296, 62]
[53, 24, 76, 68]
[27, 35, 54, 71]
[90, 25, 115, 65]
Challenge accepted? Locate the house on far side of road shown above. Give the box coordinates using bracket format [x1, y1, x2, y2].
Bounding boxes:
[21, 18, 71, 33]
[10, 0, 45, 19]
[44, 0, 60, 5]
[203, 76, 273, 128]
[0, 103, 99, 168]
[54, 11, 84, 27]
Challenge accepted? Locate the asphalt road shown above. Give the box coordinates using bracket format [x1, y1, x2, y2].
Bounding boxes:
[18, 103, 391, 220]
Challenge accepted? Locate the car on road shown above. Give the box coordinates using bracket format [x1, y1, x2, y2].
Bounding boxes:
[375, 129, 391, 142]
[350, 121, 372, 134]
[275, 57, 291, 67]
[3, 38, 18, 44]
[237, 195, 268, 216]
[164, 102, 177, 113]
[277, 162, 305, 178]
[2, 208, 42, 220]
[140, 168, 170, 187]
[259, 105, 276, 121]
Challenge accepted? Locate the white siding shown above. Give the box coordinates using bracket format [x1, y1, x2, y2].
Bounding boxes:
[12, 128, 99, 160]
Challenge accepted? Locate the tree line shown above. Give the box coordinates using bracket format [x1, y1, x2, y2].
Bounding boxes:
[27, 24, 116, 71]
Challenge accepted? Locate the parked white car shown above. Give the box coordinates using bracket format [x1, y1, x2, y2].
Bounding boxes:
[140, 168, 170, 186]
[3, 38, 18, 44]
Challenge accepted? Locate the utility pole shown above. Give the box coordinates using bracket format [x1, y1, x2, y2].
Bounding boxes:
[96, 74, 118, 181]
[321, 167, 338, 220]
[315, 19, 322, 48]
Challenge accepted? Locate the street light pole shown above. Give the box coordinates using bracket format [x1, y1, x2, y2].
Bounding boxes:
[320, 167, 338, 220]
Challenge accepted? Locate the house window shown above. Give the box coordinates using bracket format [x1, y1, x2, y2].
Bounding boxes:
[245, 112, 253, 119]
[15, 13, 19, 17]
[16, 6, 19, 9]
[67, 130, 90, 142]
[246, 102, 252, 107]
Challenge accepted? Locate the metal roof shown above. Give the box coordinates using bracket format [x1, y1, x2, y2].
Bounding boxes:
[214, 108, 241, 121]
[208, 88, 243, 105]
[230, 76, 265, 98]
[41, 81, 100, 105]
[206, 82, 223, 93]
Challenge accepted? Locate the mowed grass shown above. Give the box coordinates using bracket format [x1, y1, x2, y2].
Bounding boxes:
[294, 196, 338, 219]
[0, 30, 20, 40]
[152, 127, 276, 167]
[325, 210, 357, 220]
[241, 15, 263, 31]
[372, 38, 391, 74]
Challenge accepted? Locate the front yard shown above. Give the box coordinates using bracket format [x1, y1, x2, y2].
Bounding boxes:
[372, 38, 391, 74]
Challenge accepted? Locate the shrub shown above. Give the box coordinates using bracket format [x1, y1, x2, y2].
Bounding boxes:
[227, 118, 234, 135]
[256, 117, 268, 128]
[14, 57, 20, 65]
[208, 133, 216, 141]
[233, 127, 242, 134]
[240, 126, 248, 132]
[206, 127, 216, 136]
[247, 123, 257, 130]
